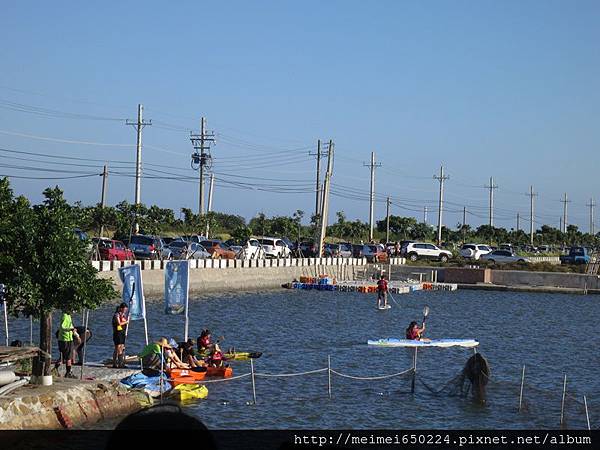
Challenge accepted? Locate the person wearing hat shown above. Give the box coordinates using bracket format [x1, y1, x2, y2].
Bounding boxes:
[112, 303, 129, 368]
[139, 337, 189, 376]
[177, 338, 207, 370]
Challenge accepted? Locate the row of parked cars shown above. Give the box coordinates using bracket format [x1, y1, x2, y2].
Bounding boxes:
[91, 234, 299, 261]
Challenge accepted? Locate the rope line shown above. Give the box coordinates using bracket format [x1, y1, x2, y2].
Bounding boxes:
[193, 373, 252, 384]
[255, 368, 328, 378]
[330, 368, 413, 381]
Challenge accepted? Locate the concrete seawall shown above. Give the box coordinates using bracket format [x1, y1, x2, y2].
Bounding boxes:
[388, 265, 600, 293]
[98, 261, 374, 297]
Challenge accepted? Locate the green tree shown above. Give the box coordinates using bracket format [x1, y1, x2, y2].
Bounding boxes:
[0, 179, 117, 377]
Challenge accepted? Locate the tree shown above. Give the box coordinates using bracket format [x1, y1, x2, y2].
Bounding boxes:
[0, 179, 117, 377]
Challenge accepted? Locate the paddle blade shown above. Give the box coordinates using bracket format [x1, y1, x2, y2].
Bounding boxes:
[423, 305, 430, 318]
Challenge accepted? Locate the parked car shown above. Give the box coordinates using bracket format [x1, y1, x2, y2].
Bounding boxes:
[324, 243, 352, 258]
[162, 236, 176, 246]
[499, 243, 514, 252]
[352, 243, 365, 258]
[537, 245, 552, 253]
[399, 240, 415, 256]
[168, 241, 210, 260]
[181, 235, 207, 244]
[460, 244, 492, 260]
[299, 241, 318, 257]
[480, 250, 529, 264]
[126, 235, 171, 260]
[280, 236, 297, 252]
[93, 238, 134, 261]
[559, 247, 591, 265]
[225, 238, 264, 259]
[363, 244, 388, 263]
[404, 242, 452, 262]
[199, 240, 237, 259]
[258, 238, 291, 258]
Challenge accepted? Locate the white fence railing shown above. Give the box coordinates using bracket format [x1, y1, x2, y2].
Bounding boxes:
[92, 257, 406, 272]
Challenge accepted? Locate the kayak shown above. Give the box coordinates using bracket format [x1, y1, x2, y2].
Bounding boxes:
[223, 351, 262, 361]
[170, 384, 208, 401]
[367, 338, 479, 348]
[168, 368, 206, 380]
[206, 366, 233, 378]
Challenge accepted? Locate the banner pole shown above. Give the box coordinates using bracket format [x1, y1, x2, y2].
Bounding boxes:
[80, 310, 90, 380]
[184, 261, 190, 342]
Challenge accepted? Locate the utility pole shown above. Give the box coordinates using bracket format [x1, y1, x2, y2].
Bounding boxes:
[309, 140, 323, 218]
[99, 164, 108, 237]
[528, 186, 537, 245]
[516, 213, 520, 232]
[364, 152, 381, 242]
[386, 197, 391, 243]
[423, 206, 428, 224]
[484, 176, 498, 227]
[205, 173, 215, 238]
[587, 198, 596, 235]
[560, 193, 570, 233]
[462, 206, 467, 244]
[317, 140, 334, 257]
[126, 104, 151, 233]
[433, 165, 449, 246]
[190, 117, 215, 215]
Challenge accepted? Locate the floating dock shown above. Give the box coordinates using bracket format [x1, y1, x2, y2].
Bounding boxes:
[283, 276, 457, 293]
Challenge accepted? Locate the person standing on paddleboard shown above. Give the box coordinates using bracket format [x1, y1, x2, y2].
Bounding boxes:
[377, 274, 389, 309]
[112, 303, 129, 368]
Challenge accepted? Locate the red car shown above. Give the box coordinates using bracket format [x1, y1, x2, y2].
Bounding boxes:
[93, 238, 135, 261]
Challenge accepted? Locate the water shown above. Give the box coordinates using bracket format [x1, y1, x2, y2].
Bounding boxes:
[7, 289, 600, 429]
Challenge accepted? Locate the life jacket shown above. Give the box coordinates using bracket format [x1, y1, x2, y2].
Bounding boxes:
[377, 279, 387, 291]
[199, 335, 211, 349]
[406, 327, 419, 340]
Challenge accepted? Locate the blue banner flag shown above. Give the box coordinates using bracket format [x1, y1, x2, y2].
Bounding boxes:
[118, 264, 146, 321]
[164, 260, 189, 315]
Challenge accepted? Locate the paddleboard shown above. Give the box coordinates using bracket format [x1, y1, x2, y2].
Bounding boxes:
[367, 338, 479, 348]
[377, 305, 391, 310]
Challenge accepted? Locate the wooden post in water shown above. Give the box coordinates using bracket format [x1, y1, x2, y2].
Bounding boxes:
[327, 355, 332, 399]
[518, 365, 526, 412]
[411, 348, 418, 393]
[560, 374, 567, 427]
[584, 395, 591, 431]
[250, 358, 257, 404]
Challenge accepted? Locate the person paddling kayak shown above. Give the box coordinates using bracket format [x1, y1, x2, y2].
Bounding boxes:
[197, 329, 212, 355]
[405, 321, 430, 341]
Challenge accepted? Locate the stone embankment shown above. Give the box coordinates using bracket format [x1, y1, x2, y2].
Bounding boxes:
[0, 367, 142, 429]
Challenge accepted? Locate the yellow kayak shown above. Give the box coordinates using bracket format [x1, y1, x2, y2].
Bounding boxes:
[171, 383, 208, 401]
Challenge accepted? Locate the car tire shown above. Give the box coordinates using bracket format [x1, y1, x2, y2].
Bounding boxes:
[440, 255, 448, 263]
[409, 253, 418, 262]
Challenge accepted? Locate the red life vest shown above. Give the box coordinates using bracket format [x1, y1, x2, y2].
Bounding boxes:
[377, 279, 388, 292]
[406, 327, 419, 340]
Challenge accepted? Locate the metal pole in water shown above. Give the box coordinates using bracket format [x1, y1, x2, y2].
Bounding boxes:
[411, 348, 418, 393]
[560, 374, 567, 427]
[328, 355, 332, 399]
[518, 365, 526, 412]
[80, 310, 90, 380]
[250, 358, 257, 404]
[2, 300, 8, 347]
[584, 395, 591, 431]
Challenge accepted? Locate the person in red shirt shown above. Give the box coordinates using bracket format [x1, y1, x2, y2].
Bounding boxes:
[406, 321, 430, 341]
[376, 274, 388, 308]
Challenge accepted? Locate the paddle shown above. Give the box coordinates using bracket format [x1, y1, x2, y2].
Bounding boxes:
[422, 305, 430, 326]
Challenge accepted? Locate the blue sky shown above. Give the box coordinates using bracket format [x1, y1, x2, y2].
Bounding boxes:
[1, 1, 599, 231]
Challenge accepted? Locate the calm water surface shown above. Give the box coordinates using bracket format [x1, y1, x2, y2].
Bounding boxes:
[8, 289, 600, 429]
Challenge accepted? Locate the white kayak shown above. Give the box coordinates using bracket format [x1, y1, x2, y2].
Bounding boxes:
[367, 338, 479, 348]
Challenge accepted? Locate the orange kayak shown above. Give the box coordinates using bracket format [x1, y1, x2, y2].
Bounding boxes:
[206, 366, 233, 378]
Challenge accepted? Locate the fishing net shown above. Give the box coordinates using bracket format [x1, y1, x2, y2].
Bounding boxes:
[419, 353, 490, 401]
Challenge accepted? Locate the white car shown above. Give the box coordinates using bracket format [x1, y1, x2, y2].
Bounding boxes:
[480, 250, 530, 264]
[258, 237, 291, 258]
[405, 242, 452, 262]
[227, 238, 265, 260]
[460, 244, 492, 260]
